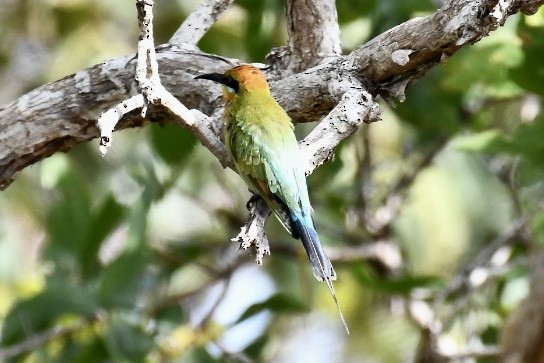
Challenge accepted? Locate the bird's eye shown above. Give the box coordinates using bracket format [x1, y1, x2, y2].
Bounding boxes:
[225, 78, 240, 94]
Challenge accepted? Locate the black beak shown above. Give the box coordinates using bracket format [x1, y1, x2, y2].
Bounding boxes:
[195, 72, 240, 93]
[194, 73, 229, 85]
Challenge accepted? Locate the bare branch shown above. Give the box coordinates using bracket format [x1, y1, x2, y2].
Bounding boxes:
[327, 241, 403, 272]
[300, 76, 379, 174]
[97, 94, 144, 155]
[269, 0, 341, 75]
[0, 319, 92, 360]
[1, 0, 542, 190]
[231, 197, 271, 265]
[170, 0, 234, 46]
[97, 0, 227, 164]
[435, 215, 529, 308]
[348, 0, 544, 100]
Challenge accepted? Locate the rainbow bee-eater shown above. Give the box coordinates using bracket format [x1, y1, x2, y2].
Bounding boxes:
[196, 65, 347, 332]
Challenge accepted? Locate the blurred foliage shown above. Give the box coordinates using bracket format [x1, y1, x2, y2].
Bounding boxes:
[1, 0, 544, 362]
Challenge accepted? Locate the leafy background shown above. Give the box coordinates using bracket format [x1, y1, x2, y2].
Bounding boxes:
[0, 0, 543, 362]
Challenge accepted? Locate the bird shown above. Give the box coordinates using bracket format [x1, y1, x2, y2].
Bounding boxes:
[196, 65, 348, 333]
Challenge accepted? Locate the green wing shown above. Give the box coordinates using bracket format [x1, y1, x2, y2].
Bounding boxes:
[226, 105, 311, 231]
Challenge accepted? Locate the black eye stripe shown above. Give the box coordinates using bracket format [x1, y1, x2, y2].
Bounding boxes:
[226, 78, 240, 93]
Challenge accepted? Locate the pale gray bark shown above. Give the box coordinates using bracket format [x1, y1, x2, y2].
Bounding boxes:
[1, 0, 544, 360]
[169, 0, 235, 46]
[1, 0, 541, 189]
[280, 0, 342, 74]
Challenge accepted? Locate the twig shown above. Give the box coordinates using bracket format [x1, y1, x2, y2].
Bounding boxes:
[212, 340, 253, 363]
[501, 246, 544, 362]
[353, 124, 373, 225]
[435, 215, 529, 307]
[97, 94, 145, 155]
[198, 275, 232, 329]
[147, 258, 245, 319]
[410, 215, 530, 362]
[410, 299, 502, 363]
[443, 345, 501, 360]
[393, 137, 450, 195]
[0, 318, 93, 360]
[96, 0, 227, 165]
[169, 0, 234, 46]
[231, 197, 271, 265]
[326, 241, 403, 272]
[367, 136, 449, 237]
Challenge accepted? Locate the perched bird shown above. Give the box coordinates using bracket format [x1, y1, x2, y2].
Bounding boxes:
[196, 65, 347, 333]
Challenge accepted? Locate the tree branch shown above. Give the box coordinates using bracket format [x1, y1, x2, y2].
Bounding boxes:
[349, 0, 544, 100]
[0, 0, 542, 190]
[269, 0, 341, 75]
[169, 0, 235, 46]
[97, 0, 227, 164]
[409, 214, 530, 362]
[0, 318, 93, 360]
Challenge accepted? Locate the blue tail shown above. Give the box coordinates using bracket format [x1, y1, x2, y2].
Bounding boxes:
[291, 213, 336, 281]
[291, 212, 349, 334]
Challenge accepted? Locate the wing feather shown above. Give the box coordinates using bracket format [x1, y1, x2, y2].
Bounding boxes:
[226, 108, 311, 236]
[228, 112, 307, 214]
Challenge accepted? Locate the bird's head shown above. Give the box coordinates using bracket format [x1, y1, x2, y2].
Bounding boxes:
[195, 65, 270, 103]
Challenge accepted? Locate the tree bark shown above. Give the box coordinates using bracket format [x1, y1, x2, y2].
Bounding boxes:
[0, 0, 542, 191]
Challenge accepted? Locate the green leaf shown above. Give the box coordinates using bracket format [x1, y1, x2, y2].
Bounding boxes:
[451, 130, 503, 152]
[150, 123, 198, 165]
[235, 294, 308, 324]
[352, 264, 443, 294]
[187, 346, 222, 363]
[244, 334, 269, 360]
[442, 40, 523, 98]
[97, 250, 155, 308]
[66, 338, 109, 363]
[370, 0, 435, 36]
[510, 19, 544, 95]
[1, 285, 98, 347]
[505, 118, 544, 166]
[81, 195, 126, 278]
[45, 170, 92, 276]
[103, 313, 154, 362]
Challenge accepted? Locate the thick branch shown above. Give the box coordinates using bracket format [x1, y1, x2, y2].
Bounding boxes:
[279, 0, 341, 74]
[349, 0, 544, 99]
[0, 0, 542, 189]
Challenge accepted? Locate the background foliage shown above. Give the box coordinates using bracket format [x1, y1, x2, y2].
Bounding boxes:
[0, 0, 543, 362]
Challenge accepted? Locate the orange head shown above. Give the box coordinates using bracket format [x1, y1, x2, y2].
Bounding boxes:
[195, 65, 270, 103]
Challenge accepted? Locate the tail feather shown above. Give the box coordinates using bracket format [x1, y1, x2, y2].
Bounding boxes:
[292, 213, 349, 334]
